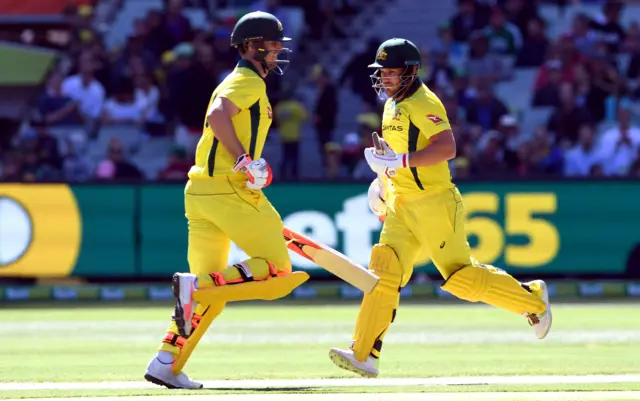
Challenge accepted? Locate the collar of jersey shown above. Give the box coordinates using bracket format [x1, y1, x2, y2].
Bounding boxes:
[394, 78, 422, 104]
[237, 59, 263, 79]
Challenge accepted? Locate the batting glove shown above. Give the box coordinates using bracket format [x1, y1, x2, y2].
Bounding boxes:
[232, 153, 273, 190]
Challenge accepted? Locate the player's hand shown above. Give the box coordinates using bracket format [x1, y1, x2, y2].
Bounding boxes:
[364, 147, 408, 177]
[367, 177, 387, 221]
[368, 132, 405, 178]
[232, 153, 273, 190]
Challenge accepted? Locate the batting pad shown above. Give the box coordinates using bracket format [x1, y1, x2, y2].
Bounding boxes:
[352, 244, 402, 362]
[192, 271, 309, 304]
[170, 302, 225, 375]
[441, 264, 546, 315]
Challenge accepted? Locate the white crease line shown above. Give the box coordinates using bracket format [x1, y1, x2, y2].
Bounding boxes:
[1, 374, 639, 391]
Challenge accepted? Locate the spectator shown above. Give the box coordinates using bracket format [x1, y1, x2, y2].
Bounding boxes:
[623, 21, 640, 53]
[464, 81, 509, 131]
[566, 13, 598, 57]
[502, 0, 540, 38]
[467, 31, 508, 83]
[37, 72, 81, 126]
[158, 147, 191, 180]
[483, 7, 522, 57]
[275, 94, 308, 179]
[134, 72, 164, 127]
[564, 124, 602, 176]
[528, 126, 564, 175]
[532, 60, 563, 107]
[165, 0, 193, 48]
[450, 0, 489, 43]
[516, 17, 548, 67]
[30, 120, 63, 171]
[590, 163, 606, 177]
[442, 94, 464, 126]
[514, 140, 534, 177]
[0, 152, 22, 181]
[589, 0, 626, 54]
[196, 42, 218, 79]
[102, 78, 145, 125]
[144, 9, 174, 57]
[587, 52, 625, 122]
[496, 114, 522, 169]
[211, 27, 239, 81]
[324, 142, 349, 179]
[19, 146, 61, 182]
[311, 65, 338, 161]
[425, 49, 456, 91]
[339, 38, 380, 109]
[626, 42, 640, 83]
[344, 114, 380, 178]
[547, 82, 593, 145]
[62, 135, 94, 182]
[168, 43, 216, 155]
[61, 51, 106, 123]
[475, 130, 508, 176]
[432, 23, 466, 67]
[85, 38, 113, 93]
[599, 107, 640, 176]
[96, 138, 144, 180]
[111, 35, 157, 87]
[317, 0, 348, 39]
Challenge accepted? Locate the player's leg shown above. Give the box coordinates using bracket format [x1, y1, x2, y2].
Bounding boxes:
[145, 197, 230, 388]
[192, 189, 308, 304]
[410, 188, 551, 339]
[329, 209, 420, 377]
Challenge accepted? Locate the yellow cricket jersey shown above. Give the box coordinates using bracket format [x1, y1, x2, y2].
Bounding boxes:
[188, 60, 273, 181]
[381, 79, 454, 195]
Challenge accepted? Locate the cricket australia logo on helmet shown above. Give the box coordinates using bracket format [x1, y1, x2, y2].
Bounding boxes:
[377, 49, 387, 61]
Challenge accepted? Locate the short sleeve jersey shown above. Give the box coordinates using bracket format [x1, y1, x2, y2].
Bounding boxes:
[188, 60, 273, 180]
[381, 79, 454, 195]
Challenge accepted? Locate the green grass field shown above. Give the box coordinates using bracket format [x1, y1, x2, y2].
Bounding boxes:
[1, 301, 639, 400]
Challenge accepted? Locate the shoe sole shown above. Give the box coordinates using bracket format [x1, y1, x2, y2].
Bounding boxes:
[144, 373, 203, 390]
[537, 280, 552, 340]
[144, 373, 178, 389]
[328, 350, 378, 378]
[172, 274, 190, 338]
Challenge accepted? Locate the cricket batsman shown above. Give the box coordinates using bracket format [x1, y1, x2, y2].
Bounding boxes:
[144, 11, 309, 389]
[328, 38, 552, 378]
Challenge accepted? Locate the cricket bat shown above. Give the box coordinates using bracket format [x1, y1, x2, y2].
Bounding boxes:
[282, 227, 379, 294]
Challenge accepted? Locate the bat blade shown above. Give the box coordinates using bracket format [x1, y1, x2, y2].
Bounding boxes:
[283, 227, 379, 294]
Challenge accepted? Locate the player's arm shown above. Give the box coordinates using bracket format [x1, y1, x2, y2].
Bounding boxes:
[207, 97, 245, 158]
[208, 78, 273, 189]
[406, 129, 456, 167]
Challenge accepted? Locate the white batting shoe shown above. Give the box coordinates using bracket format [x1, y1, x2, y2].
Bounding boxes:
[172, 273, 198, 337]
[524, 280, 552, 339]
[329, 348, 379, 378]
[144, 351, 203, 389]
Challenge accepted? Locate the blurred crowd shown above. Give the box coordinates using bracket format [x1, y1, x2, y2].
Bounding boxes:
[1, 0, 640, 182]
[320, 0, 640, 180]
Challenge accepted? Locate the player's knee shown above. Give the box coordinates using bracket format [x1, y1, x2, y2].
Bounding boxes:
[440, 264, 491, 302]
[270, 258, 292, 275]
[369, 244, 403, 295]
